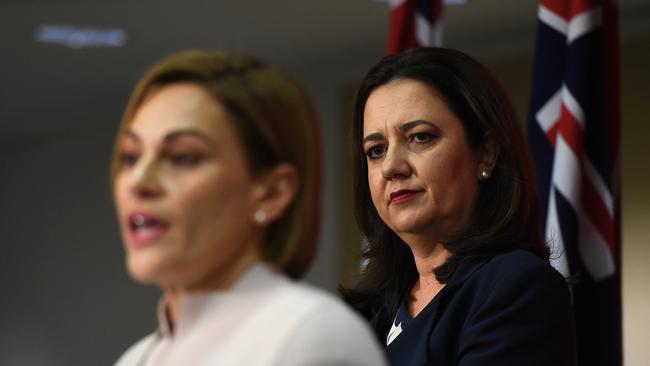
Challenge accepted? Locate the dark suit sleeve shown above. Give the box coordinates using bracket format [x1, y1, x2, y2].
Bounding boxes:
[457, 259, 577, 366]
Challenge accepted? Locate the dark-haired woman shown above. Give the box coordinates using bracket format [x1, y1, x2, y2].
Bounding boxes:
[342, 47, 577, 366]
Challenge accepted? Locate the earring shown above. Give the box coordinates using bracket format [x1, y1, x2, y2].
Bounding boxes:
[254, 210, 267, 224]
[480, 169, 490, 181]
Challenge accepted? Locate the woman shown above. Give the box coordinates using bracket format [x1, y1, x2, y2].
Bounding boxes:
[341, 48, 577, 365]
[112, 49, 385, 365]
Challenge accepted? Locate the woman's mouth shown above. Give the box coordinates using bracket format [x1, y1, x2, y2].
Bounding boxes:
[127, 212, 169, 247]
[389, 189, 421, 204]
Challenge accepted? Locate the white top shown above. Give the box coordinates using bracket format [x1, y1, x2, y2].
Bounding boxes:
[115, 263, 386, 366]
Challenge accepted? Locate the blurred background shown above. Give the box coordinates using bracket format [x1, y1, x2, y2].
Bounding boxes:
[0, 0, 648, 365]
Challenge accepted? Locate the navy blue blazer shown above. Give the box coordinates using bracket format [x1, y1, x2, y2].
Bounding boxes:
[370, 249, 577, 366]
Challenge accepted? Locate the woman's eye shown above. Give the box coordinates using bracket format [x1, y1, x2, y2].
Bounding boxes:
[366, 145, 386, 159]
[167, 152, 202, 166]
[118, 152, 139, 167]
[410, 132, 433, 143]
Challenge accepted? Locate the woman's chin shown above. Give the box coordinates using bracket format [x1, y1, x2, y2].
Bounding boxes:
[394, 225, 452, 249]
[389, 217, 432, 236]
[125, 254, 167, 285]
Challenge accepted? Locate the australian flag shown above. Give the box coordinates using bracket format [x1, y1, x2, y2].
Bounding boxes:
[527, 1, 622, 365]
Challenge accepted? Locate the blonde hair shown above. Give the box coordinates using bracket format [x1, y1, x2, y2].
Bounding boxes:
[111, 50, 322, 278]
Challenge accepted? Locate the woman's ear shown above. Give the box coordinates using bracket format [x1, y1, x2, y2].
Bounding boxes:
[477, 133, 500, 178]
[252, 163, 299, 226]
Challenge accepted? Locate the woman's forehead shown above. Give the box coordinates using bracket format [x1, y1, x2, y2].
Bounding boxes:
[128, 83, 233, 142]
[362, 79, 454, 135]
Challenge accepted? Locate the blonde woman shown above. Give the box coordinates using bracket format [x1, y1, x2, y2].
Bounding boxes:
[112, 50, 385, 366]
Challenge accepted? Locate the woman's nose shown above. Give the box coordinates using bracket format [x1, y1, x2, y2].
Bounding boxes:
[381, 144, 412, 180]
[128, 155, 163, 199]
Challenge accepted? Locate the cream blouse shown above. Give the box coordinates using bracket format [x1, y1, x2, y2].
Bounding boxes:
[115, 262, 386, 366]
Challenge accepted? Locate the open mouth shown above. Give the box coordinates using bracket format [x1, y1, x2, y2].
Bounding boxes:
[127, 213, 169, 246]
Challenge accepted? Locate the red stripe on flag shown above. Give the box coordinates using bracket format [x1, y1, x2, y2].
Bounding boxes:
[387, 0, 421, 54]
[556, 104, 583, 157]
[581, 172, 617, 256]
[569, 0, 599, 18]
[545, 122, 560, 147]
[542, 0, 598, 20]
[541, 0, 569, 20]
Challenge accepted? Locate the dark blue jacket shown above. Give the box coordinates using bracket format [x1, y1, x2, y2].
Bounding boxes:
[370, 249, 578, 366]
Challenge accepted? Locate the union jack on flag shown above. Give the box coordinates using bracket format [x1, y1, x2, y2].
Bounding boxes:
[527, 1, 622, 365]
[386, 0, 444, 54]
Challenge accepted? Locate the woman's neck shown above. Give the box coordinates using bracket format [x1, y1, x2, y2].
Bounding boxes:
[162, 247, 260, 333]
[405, 239, 451, 317]
[407, 238, 451, 277]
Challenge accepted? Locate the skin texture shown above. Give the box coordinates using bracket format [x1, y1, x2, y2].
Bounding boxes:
[362, 78, 490, 315]
[114, 83, 267, 294]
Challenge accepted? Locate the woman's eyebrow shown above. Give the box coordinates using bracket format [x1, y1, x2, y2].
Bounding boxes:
[362, 132, 384, 145]
[163, 129, 216, 146]
[399, 119, 437, 132]
[122, 130, 141, 143]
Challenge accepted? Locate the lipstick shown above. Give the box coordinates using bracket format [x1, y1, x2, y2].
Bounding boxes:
[390, 189, 420, 204]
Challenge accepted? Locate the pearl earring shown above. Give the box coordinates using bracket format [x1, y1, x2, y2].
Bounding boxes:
[480, 169, 490, 180]
[254, 210, 266, 223]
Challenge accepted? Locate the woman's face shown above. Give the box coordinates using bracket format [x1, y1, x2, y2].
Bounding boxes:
[114, 83, 262, 290]
[362, 78, 481, 244]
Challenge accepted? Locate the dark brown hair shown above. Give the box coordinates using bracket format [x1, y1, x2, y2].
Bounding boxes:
[341, 47, 548, 319]
[111, 49, 322, 278]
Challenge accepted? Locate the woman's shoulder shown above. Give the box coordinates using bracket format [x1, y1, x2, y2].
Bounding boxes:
[258, 266, 370, 321]
[455, 248, 570, 308]
[264, 277, 386, 365]
[487, 247, 549, 267]
[445, 250, 577, 365]
[269, 275, 379, 333]
[475, 248, 565, 284]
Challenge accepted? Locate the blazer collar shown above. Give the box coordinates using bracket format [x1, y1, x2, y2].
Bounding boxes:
[444, 256, 492, 290]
